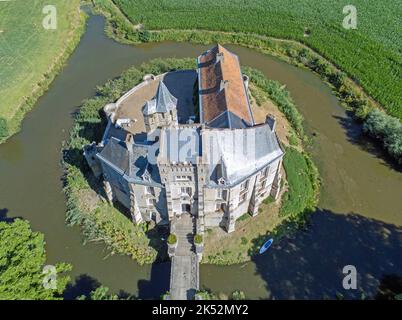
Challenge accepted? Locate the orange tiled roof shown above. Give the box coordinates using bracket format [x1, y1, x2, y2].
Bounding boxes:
[198, 45, 253, 126]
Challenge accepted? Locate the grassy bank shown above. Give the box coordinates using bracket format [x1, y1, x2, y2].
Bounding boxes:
[63, 58, 196, 264]
[91, 0, 402, 165]
[0, 0, 85, 143]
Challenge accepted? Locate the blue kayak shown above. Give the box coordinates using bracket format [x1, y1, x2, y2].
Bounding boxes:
[259, 238, 273, 254]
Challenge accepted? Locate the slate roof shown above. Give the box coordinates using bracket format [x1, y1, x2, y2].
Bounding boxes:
[98, 137, 130, 174]
[202, 123, 283, 186]
[97, 137, 161, 186]
[198, 44, 254, 129]
[142, 81, 178, 115]
[159, 126, 201, 164]
[207, 110, 250, 129]
[129, 143, 161, 184]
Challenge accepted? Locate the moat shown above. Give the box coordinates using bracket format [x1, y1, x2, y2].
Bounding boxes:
[0, 14, 400, 299]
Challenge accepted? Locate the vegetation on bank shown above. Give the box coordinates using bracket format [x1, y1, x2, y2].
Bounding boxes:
[0, 219, 71, 300]
[0, 0, 85, 143]
[244, 67, 304, 138]
[363, 110, 402, 165]
[91, 0, 402, 166]
[280, 148, 319, 217]
[195, 289, 246, 300]
[76, 285, 136, 300]
[63, 58, 196, 265]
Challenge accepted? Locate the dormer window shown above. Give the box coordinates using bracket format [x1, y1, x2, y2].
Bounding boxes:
[216, 52, 224, 64]
[142, 171, 151, 182]
[217, 188, 227, 200]
[219, 79, 229, 92]
[218, 177, 226, 185]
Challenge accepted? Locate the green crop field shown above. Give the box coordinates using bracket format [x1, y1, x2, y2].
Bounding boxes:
[0, 0, 81, 139]
[112, 0, 401, 119]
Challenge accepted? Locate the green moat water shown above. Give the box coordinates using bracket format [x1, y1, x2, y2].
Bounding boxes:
[0, 15, 400, 299]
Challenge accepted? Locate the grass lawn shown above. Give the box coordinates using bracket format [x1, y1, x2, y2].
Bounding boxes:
[111, 0, 401, 119]
[0, 0, 82, 140]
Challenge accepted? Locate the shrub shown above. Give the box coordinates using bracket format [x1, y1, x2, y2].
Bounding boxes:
[167, 233, 177, 245]
[288, 133, 299, 146]
[139, 29, 151, 42]
[195, 290, 218, 300]
[194, 234, 203, 244]
[240, 237, 248, 245]
[363, 109, 402, 164]
[237, 213, 250, 221]
[263, 195, 275, 205]
[0, 118, 9, 139]
[231, 290, 246, 300]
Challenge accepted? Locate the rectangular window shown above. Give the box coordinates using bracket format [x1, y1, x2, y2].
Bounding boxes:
[239, 179, 249, 204]
[239, 192, 247, 203]
[259, 180, 266, 193]
[217, 189, 228, 201]
[180, 187, 192, 196]
[176, 175, 191, 182]
[240, 180, 249, 193]
[260, 166, 270, 181]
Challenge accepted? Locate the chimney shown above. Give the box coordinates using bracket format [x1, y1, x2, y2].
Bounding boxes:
[125, 133, 134, 145]
[242, 74, 249, 91]
[266, 114, 276, 132]
[220, 79, 229, 92]
[216, 52, 224, 64]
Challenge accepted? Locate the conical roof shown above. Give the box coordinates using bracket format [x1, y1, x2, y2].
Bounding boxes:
[142, 81, 178, 115]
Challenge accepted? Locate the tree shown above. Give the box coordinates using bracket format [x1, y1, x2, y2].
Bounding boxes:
[363, 109, 402, 164]
[0, 219, 71, 299]
[77, 286, 119, 300]
[231, 290, 246, 300]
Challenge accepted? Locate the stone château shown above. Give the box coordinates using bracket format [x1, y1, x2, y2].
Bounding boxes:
[84, 45, 284, 235]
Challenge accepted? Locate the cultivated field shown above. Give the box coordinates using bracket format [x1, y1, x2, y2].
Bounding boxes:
[113, 0, 401, 119]
[0, 0, 82, 140]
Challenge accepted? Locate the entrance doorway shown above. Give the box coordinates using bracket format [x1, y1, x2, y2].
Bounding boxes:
[182, 204, 191, 214]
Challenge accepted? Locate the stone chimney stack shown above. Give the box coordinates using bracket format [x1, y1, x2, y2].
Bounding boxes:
[125, 133, 134, 145]
[220, 79, 229, 92]
[242, 74, 249, 91]
[265, 114, 277, 132]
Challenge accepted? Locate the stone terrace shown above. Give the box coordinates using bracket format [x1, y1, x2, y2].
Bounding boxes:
[115, 70, 197, 135]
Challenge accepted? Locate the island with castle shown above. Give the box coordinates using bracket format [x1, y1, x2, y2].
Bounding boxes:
[62, 43, 320, 300]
